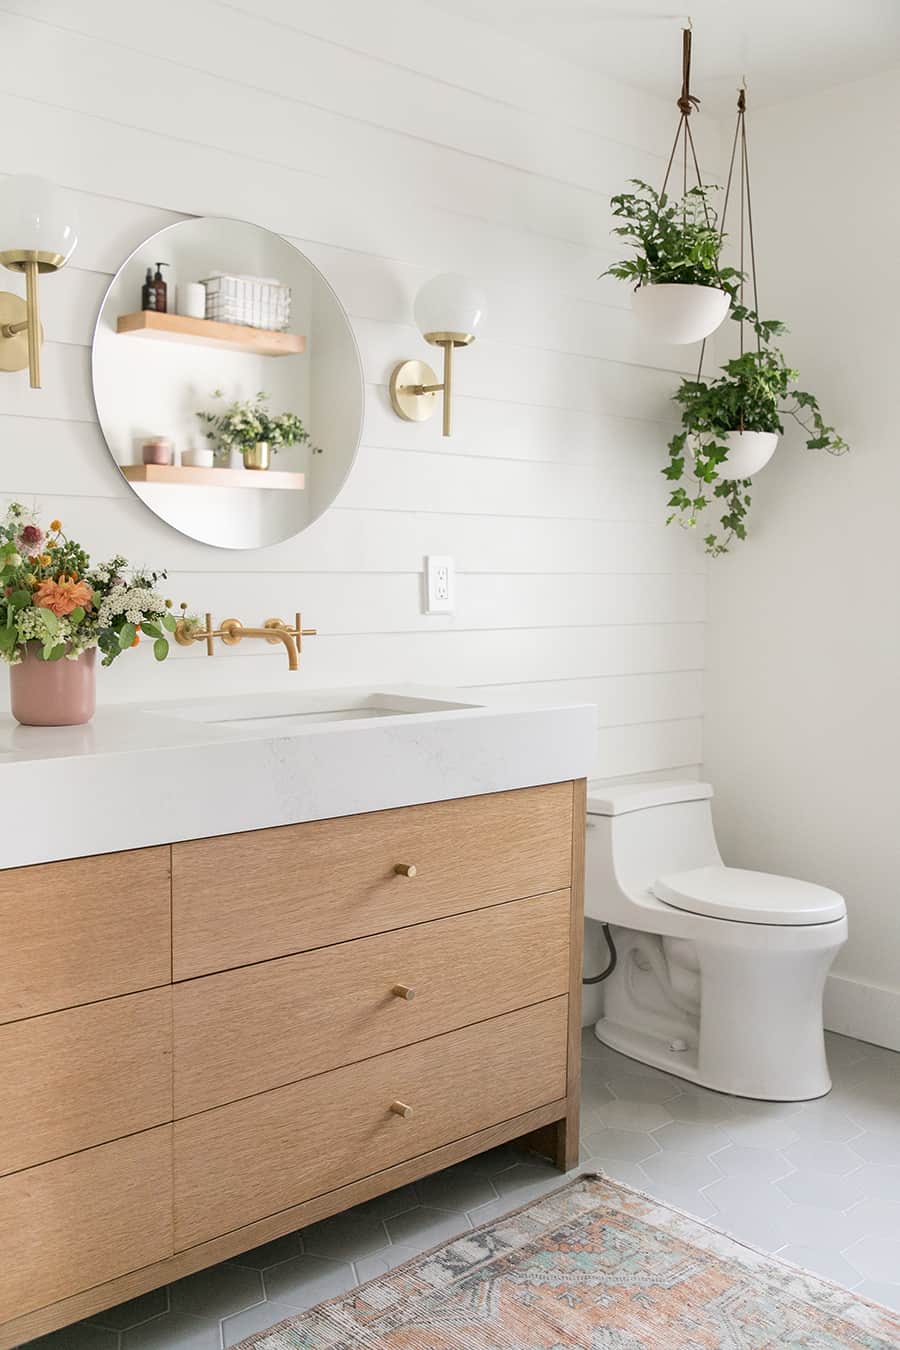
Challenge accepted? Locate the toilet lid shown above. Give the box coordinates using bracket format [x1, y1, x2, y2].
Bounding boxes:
[653, 866, 846, 926]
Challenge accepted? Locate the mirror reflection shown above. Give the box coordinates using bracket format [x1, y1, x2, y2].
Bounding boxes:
[92, 217, 363, 549]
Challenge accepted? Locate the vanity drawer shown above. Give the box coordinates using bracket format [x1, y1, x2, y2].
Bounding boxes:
[174, 889, 570, 1115]
[172, 783, 574, 978]
[0, 1126, 173, 1322]
[0, 988, 172, 1176]
[174, 996, 568, 1248]
[0, 847, 171, 1024]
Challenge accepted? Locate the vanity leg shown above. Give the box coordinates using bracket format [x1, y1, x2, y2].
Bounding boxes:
[519, 780, 586, 1173]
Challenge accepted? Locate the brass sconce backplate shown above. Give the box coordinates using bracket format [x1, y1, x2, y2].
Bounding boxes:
[0, 293, 39, 374]
[390, 359, 439, 422]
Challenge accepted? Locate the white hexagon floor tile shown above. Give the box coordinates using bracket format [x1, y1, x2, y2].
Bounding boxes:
[17, 1030, 900, 1349]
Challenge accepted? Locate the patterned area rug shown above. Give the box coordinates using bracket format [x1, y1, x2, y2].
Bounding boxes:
[235, 1173, 900, 1348]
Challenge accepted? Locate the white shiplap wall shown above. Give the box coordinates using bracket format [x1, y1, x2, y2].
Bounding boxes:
[0, 0, 706, 780]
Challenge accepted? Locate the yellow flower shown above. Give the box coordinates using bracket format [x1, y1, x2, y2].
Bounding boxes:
[37, 554, 52, 567]
[27, 574, 38, 588]
[49, 519, 62, 532]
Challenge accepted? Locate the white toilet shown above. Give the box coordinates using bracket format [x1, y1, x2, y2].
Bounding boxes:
[585, 780, 848, 1101]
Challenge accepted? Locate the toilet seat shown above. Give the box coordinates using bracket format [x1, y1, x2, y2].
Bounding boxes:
[653, 865, 846, 927]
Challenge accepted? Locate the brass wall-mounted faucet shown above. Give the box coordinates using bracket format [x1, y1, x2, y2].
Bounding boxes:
[174, 613, 317, 671]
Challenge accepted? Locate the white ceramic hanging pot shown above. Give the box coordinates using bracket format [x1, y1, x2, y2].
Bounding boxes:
[720, 430, 778, 477]
[631, 283, 730, 345]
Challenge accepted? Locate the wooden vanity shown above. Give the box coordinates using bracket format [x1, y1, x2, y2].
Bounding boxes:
[0, 780, 584, 1347]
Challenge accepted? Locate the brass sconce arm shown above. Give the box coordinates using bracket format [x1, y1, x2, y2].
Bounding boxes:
[0, 255, 55, 390]
[389, 332, 474, 439]
[174, 613, 317, 670]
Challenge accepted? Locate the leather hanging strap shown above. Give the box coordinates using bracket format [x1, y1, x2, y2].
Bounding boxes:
[677, 27, 701, 116]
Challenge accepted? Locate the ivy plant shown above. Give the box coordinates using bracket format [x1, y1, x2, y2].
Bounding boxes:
[601, 179, 741, 293]
[663, 309, 848, 555]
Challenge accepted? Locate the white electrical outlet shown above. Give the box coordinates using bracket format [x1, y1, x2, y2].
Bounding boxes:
[424, 555, 455, 614]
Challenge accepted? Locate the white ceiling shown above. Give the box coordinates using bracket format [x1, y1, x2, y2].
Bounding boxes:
[427, 0, 900, 112]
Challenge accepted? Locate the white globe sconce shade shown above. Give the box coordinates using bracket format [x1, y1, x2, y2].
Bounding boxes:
[0, 175, 79, 389]
[391, 273, 486, 437]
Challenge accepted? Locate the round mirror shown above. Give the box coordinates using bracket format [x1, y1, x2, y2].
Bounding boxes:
[92, 217, 363, 549]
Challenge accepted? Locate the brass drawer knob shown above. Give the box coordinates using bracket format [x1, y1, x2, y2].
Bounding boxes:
[391, 984, 416, 1001]
[393, 863, 417, 878]
[390, 1100, 414, 1119]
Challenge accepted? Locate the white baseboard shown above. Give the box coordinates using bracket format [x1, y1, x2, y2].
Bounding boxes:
[824, 972, 900, 1052]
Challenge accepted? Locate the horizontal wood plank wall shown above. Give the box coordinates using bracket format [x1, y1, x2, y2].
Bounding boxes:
[0, 0, 709, 779]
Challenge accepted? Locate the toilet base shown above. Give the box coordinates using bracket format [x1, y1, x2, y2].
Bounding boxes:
[591, 923, 844, 1102]
[593, 1017, 832, 1102]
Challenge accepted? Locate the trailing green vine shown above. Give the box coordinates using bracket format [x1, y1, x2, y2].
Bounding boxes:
[663, 309, 848, 555]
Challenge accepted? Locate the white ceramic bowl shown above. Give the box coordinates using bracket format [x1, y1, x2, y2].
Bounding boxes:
[631, 283, 730, 345]
[720, 430, 778, 478]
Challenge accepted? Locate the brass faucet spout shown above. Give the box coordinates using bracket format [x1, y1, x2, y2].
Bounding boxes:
[174, 611, 316, 671]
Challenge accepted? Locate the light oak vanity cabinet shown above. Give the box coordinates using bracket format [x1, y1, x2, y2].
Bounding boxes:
[0, 781, 585, 1348]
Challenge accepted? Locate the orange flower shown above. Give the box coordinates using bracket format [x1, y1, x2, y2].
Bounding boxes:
[131, 625, 141, 648]
[49, 519, 62, 532]
[33, 575, 93, 617]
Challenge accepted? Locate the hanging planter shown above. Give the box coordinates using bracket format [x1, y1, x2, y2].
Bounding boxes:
[662, 89, 848, 555]
[632, 281, 730, 345]
[602, 31, 740, 345]
[718, 430, 778, 478]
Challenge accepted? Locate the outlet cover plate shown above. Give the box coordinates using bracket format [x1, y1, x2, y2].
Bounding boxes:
[424, 555, 455, 614]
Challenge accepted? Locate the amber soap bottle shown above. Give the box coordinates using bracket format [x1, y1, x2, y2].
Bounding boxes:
[151, 262, 169, 313]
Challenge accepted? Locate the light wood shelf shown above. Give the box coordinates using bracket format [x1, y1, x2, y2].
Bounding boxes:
[116, 311, 306, 356]
[122, 464, 305, 491]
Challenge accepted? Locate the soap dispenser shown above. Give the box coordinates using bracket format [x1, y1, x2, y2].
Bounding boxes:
[151, 262, 169, 314]
[141, 267, 155, 310]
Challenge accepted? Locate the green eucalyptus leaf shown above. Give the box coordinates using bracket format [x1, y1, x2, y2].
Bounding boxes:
[118, 622, 136, 649]
[153, 637, 168, 662]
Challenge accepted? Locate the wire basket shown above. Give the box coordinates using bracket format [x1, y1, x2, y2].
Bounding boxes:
[203, 273, 292, 331]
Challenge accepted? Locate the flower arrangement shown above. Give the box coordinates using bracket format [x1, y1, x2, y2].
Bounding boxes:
[196, 390, 313, 461]
[0, 502, 179, 666]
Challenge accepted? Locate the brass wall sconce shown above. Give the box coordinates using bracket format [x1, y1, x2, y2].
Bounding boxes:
[390, 273, 486, 437]
[0, 175, 79, 389]
[174, 613, 317, 671]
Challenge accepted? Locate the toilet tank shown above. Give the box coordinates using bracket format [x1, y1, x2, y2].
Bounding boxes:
[585, 781, 722, 919]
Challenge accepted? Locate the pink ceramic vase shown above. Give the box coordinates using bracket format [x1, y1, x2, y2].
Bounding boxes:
[9, 644, 97, 727]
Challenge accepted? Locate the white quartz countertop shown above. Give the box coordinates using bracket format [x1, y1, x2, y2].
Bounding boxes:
[1, 686, 596, 869]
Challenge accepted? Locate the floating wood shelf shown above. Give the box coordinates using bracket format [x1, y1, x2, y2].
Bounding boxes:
[122, 464, 305, 491]
[116, 311, 306, 356]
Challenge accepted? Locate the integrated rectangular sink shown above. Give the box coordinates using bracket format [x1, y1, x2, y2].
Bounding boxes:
[159, 689, 477, 732]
